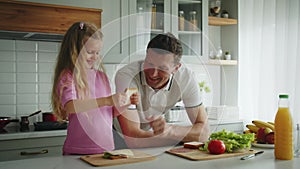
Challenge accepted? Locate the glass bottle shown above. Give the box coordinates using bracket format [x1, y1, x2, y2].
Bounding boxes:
[151, 1, 156, 29]
[137, 7, 144, 29]
[274, 94, 293, 160]
[189, 11, 197, 31]
[295, 123, 300, 157]
[215, 46, 223, 59]
[178, 10, 185, 31]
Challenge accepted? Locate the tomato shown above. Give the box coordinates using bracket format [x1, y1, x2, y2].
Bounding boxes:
[208, 140, 226, 154]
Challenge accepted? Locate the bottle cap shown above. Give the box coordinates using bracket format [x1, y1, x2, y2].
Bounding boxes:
[279, 94, 289, 99]
[189, 11, 197, 15]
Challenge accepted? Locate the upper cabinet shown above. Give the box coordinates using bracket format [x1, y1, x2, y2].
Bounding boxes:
[127, 0, 207, 64]
[0, 0, 102, 41]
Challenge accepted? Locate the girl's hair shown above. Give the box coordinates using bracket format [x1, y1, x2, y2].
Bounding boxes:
[51, 22, 103, 121]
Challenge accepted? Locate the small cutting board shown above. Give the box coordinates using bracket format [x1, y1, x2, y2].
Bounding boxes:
[80, 149, 156, 167]
[166, 147, 256, 161]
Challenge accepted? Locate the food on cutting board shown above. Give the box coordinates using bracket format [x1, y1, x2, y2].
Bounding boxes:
[245, 120, 275, 144]
[184, 141, 205, 149]
[207, 140, 226, 154]
[103, 149, 134, 160]
[200, 130, 255, 154]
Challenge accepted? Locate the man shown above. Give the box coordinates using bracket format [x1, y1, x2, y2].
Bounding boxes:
[114, 33, 210, 148]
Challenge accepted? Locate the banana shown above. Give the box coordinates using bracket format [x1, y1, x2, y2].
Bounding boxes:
[243, 130, 252, 134]
[246, 124, 259, 133]
[252, 120, 275, 131]
[267, 121, 275, 126]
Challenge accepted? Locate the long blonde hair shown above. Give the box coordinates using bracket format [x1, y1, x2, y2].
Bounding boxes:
[51, 22, 104, 121]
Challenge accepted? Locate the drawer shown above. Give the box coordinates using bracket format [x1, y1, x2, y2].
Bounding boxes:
[0, 136, 65, 151]
[0, 146, 62, 161]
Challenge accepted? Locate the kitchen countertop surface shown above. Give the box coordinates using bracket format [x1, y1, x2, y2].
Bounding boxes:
[0, 147, 299, 169]
[0, 125, 67, 141]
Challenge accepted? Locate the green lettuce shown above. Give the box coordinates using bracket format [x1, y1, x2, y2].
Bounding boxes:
[200, 129, 255, 153]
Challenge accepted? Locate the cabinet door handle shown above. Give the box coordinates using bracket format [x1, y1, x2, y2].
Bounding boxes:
[20, 149, 48, 156]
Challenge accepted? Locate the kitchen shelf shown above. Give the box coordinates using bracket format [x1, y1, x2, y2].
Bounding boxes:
[206, 59, 238, 66]
[208, 16, 237, 26]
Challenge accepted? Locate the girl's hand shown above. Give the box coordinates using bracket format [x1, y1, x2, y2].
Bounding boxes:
[111, 93, 129, 107]
[129, 93, 139, 105]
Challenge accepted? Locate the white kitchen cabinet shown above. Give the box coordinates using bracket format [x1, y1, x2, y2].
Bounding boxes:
[0, 135, 66, 161]
[128, 0, 208, 64]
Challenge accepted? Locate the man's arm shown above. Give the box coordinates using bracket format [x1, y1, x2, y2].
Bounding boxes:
[176, 105, 210, 142]
[116, 105, 210, 148]
[117, 109, 180, 148]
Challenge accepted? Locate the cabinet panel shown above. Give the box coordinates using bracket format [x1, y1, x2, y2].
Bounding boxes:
[0, 136, 65, 161]
[0, 146, 62, 161]
[102, 0, 130, 64]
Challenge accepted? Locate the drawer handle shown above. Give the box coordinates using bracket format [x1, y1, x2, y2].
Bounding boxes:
[20, 149, 48, 156]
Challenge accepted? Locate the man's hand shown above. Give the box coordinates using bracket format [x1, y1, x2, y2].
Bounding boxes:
[147, 115, 170, 135]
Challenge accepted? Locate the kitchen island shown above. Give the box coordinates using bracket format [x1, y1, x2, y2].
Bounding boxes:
[0, 147, 299, 169]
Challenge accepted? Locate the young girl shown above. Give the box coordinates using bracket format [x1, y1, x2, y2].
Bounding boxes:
[51, 22, 138, 155]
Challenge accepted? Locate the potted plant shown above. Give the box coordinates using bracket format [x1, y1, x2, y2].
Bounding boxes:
[198, 81, 211, 93]
[224, 51, 231, 60]
[198, 81, 211, 105]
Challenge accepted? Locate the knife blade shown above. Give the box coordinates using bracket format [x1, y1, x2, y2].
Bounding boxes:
[240, 151, 264, 160]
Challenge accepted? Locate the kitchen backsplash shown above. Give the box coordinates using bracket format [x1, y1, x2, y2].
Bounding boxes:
[0, 39, 218, 122]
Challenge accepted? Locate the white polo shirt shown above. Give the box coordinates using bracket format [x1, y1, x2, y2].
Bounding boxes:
[115, 60, 202, 130]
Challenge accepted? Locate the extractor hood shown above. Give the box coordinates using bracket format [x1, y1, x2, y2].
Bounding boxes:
[0, 0, 102, 42]
[0, 30, 64, 42]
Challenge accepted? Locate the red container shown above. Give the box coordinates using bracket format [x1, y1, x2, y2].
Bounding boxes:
[42, 113, 57, 122]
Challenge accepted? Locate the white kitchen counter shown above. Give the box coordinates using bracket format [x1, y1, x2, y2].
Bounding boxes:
[0, 126, 67, 141]
[0, 147, 299, 169]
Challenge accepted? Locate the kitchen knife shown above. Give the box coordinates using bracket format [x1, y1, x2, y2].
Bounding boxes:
[240, 151, 264, 160]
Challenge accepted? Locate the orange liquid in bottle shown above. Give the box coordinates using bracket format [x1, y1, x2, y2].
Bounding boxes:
[274, 107, 293, 160]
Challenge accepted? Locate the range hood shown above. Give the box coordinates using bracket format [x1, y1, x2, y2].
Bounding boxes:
[0, 30, 64, 42]
[0, 0, 102, 42]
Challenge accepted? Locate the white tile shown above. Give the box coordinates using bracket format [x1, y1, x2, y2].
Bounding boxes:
[16, 105, 38, 117]
[39, 104, 52, 112]
[38, 52, 57, 62]
[38, 41, 59, 52]
[38, 62, 55, 73]
[0, 51, 16, 61]
[17, 73, 37, 82]
[0, 84, 16, 94]
[0, 105, 16, 117]
[16, 40, 37, 51]
[0, 39, 15, 51]
[39, 83, 52, 93]
[0, 62, 15, 72]
[0, 94, 16, 104]
[38, 73, 53, 83]
[17, 83, 37, 93]
[17, 94, 38, 104]
[16, 51, 37, 62]
[0, 73, 16, 83]
[39, 93, 51, 104]
[17, 62, 37, 73]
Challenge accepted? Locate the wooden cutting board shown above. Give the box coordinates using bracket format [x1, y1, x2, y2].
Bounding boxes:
[166, 147, 256, 161]
[80, 149, 156, 166]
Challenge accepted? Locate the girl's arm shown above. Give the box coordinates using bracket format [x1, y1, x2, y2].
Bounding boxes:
[64, 92, 139, 114]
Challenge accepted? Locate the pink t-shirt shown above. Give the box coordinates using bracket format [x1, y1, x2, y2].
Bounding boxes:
[58, 69, 114, 155]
